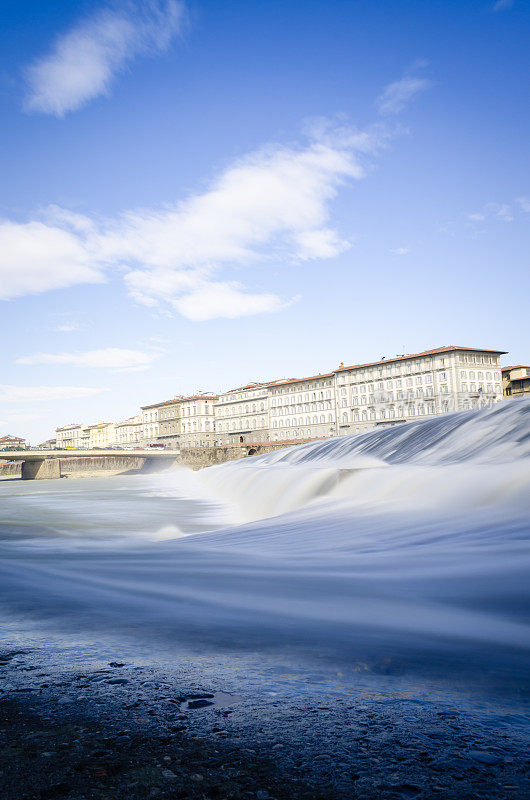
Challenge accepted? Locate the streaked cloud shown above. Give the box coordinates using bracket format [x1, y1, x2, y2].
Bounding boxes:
[390, 247, 409, 255]
[376, 65, 431, 116]
[15, 348, 162, 370]
[1, 120, 381, 320]
[492, 0, 515, 11]
[0, 386, 103, 403]
[24, 0, 184, 117]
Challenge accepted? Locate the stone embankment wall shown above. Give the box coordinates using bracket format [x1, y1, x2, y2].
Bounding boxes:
[0, 461, 22, 478]
[60, 456, 146, 476]
[177, 442, 296, 470]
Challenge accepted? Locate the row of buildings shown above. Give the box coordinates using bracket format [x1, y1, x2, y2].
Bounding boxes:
[51, 346, 530, 451]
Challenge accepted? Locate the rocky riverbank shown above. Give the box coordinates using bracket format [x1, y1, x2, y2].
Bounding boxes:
[1, 647, 529, 800]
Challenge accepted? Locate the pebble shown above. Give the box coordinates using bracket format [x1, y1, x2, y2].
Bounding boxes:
[161, 768, 177, 779]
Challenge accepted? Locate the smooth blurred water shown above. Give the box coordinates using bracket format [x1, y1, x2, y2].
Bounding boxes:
[0, 401, 529, 706]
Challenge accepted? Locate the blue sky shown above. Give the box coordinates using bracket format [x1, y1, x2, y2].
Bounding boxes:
[0, 0, 529, 442]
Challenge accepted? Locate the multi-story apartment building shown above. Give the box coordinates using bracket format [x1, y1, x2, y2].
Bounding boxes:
[268, 373, 336, 442]
[56, 423, 86, 449]
[141, 402, 162, 444]
[214, 383, 271, 444]
[334, 346, 505, 435]
[156, 400, 180, 446]
[178, 394, 218, 448]
[502, 365, 530, 398]
[87, 422, 117, 448]
[115, 415, 143, 447]
[0, 435, 27, 450]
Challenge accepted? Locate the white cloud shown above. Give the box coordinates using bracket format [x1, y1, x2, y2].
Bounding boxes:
[390, 247, 409, 255]
[376, 72, 431, 116]
[0, 386, 103, 403]
[55, 323, 83, 333]
[0, 219, 105, 301]
[515, 197, 530, 213]
[466, 202, 515, 223]
[24, 0, 184, 116]
[492, 0, 514, 11]
[1, 121, 379, 319]
[15, 348, 161, 370]
[173, 282, 289, 321]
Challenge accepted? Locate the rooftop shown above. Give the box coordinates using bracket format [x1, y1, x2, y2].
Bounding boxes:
[335, 345, 507, 373]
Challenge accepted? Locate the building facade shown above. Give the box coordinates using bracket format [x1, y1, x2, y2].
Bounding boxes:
[115, 415, 143, 447]
[269, 373, 336, 441]
[141, 402, 162, 444]
[214, 383, 271, 444]
[87, 422, 117, 448]
[178, 395, 218, 448]
[0, 435, 27, 450]
[502, 365, 530, 398]
[50, 345, 509, 449]
[334, 346, 505, 435]
[56, 423, 86, 449]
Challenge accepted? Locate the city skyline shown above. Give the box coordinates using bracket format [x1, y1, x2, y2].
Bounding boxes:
[1, 0, 529, 442]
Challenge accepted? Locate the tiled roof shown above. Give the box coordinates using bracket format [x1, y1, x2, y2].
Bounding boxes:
[270, 373, 335, 387]
[335, 346, 507, 373]
[141, 394, 218, 409]
[501, 365, 529, 372]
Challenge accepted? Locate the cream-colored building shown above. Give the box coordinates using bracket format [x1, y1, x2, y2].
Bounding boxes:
[269, 373, 336, 441]
[115, 415, 143, 447]
[155, 400, 180, 446]
[502, 365, 530, 398]
[334, 345, 505, 435]
[87, 422, 117, 448]
[141, 402, 162, 444]
[178, 394, 218, 448]
[214, 383, 271, 444]
[56, 423, 86, 449]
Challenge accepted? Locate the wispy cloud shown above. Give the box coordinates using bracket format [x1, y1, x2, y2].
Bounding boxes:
[492, 0, 515, 11]
[0, 386, 103, 403]
[15, 348, 162, 370]
[466, 202, 515, 223]
[24, 0, 184, 117]
[390, 247, 409, 255]
[515, 197, 530, 213]
[54, 323, 83, 333]
[1, 120, 382, 320]
[376, 64, 431, 116]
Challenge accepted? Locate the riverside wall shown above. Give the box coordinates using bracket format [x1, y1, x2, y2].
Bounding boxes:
[0, 461, 22, 479]
[176, 442, 297, 470]
[59, 456, 147, 476]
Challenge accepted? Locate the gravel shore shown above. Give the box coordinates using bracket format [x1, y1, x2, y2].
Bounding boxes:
[1, 647, 529, 800]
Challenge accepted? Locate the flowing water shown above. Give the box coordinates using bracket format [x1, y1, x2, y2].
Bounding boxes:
[1, 401, 529, 733]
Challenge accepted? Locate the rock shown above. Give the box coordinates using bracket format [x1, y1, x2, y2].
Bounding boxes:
[162, 768, 177, 779]
[256, 791, 270, 799]
[109, 662, 125, 668]
[468, 750, 501, 765]
[188, 699, 214, 709]
[107, 678, 128, 685]
[39, 782, 71, 799]
[191, 773, 204, 782]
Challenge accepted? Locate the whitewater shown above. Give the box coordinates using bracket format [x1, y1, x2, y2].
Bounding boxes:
[1, 399, 529, 696]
